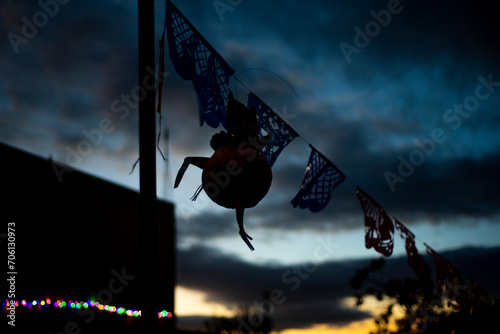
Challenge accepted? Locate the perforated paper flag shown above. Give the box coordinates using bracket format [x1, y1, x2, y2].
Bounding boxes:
[291, 145, 345, 212]
[395, 219, 431, 280]
[167, 1, 234, 130]
[356, 187, 394, 257]
[247, 93, 298, 167]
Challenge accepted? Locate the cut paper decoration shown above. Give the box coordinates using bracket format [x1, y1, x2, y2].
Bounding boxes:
[291, 144, 345, 212]
[247, 93, 298, 167]
[394, 219, 431, 280]
[425, 244, 465, 300]
[356, 187, 394, 257]
[166, 1, 234, 130]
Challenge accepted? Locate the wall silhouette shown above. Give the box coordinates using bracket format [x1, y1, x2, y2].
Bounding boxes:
[1, 142, 176, 333]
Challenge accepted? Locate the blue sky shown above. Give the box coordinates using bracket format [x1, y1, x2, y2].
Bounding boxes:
[1, 0, 500, 332]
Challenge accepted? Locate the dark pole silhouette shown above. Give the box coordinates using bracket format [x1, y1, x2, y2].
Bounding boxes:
[138, 1, 158, 332]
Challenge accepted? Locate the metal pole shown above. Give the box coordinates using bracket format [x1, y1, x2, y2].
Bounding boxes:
[138, 1, 158, 333]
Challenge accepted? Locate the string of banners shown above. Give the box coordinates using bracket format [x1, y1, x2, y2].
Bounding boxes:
[159, 0, 493, 303]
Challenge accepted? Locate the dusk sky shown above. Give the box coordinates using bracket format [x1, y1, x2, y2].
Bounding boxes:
[1, 0, 500, 332]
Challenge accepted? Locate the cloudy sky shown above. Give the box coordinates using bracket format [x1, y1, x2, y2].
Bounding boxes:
[1, 0, 500, 332]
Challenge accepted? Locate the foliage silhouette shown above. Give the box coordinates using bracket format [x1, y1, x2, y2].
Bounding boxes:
[350, 258, 499, 334]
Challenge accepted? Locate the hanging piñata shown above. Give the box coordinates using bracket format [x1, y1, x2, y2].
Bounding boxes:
[174, 93, 273, 251]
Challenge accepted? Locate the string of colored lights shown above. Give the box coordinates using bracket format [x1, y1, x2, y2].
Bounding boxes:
[2, 298, 172, 319]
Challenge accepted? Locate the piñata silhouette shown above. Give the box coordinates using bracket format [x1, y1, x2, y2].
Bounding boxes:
[175, 93, 272, 250]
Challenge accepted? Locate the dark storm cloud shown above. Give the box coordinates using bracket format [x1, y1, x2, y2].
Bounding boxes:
[3, 0, 497, 161]
[0, 0, 139, 153]
[377, 152, 500, 221]
[176, 244, 500, 330]
[206, 0, 500, 134]
[177, 209, 238, 239]
[195, 0, 500, 79]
